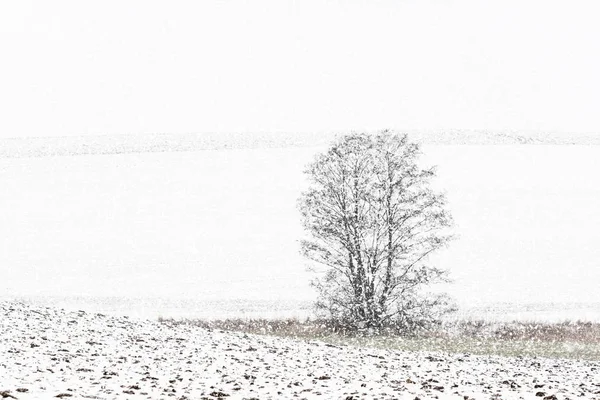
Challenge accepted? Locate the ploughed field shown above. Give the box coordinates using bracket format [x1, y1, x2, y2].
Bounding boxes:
[1, 301, 599, 399]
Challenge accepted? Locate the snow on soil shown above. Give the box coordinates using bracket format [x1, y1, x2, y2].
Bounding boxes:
[1, 302, 598, 400]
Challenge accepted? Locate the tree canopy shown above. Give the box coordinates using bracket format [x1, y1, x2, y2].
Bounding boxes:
[298, 131, 455, 333]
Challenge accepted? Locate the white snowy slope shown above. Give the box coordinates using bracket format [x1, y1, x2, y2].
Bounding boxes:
[1, 144, 600, 316]
[0, 131, 598, 158]
[1, 301, 599, 400]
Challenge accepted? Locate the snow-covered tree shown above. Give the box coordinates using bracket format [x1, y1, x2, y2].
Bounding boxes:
[298, 131, 455, 333]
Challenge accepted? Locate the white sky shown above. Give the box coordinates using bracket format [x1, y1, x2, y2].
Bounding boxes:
[1, 0, 599, 138]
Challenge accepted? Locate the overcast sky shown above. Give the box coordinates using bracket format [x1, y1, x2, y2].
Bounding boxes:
[1, 0, 599, 139]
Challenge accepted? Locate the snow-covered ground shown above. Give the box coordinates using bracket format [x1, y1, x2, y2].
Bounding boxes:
[2, 301, 599, 400]
[1, 137, 599, 398]
[1, 137, 599, 321]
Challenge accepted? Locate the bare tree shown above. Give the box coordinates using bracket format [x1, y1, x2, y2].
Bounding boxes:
[298, 131, 455, 333]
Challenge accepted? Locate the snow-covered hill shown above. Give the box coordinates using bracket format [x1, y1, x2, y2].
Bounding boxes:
[1, 130, 598, 159]
[2, 144, 599, 308]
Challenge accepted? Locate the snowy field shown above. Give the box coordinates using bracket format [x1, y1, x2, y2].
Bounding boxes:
[1, 138, 599, 322]
[2, 301, 599, 400]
